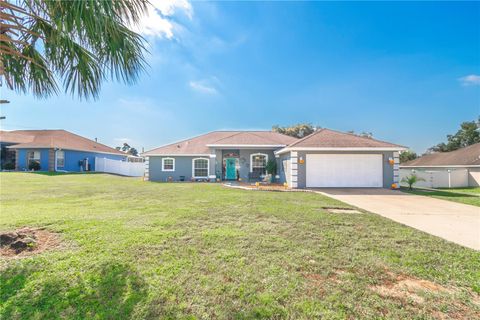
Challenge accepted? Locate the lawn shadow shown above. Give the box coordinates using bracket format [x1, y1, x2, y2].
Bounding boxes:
[404, 188, 479, 198]
[0, 260, 147, 319]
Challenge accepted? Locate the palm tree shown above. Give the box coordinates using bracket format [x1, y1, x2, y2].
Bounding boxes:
[0, 0, 149, 99]
[401, 174, 425, 190]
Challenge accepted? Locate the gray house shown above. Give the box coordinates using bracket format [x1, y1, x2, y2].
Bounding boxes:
[142, 129, 406, 188]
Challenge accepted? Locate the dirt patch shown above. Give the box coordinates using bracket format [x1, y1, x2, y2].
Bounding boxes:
[370, 273, 453, 304]
[0, 227, 62, 258]
[322, 206, 362, 214]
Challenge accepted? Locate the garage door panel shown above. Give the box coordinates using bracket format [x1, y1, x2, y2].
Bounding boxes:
[306, 154, 383, 187]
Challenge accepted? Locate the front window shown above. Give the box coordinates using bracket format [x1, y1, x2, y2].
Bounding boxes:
[251, 154, 267, 175]
[193, 158, 209, 177]
[162, 158, 175, 171]
[27, 151, 41, 169]
[56, 150, 65, 168]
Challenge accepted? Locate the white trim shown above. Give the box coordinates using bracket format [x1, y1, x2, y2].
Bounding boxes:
[275, 146, 407, 155]
[206, 144, 285, 148]
[143, 154, 210, 157]
[161, 157, 175, 172]
[400, 165, 480, 168]
[56, 150, 65, 170]
[192, 157, 210, 178]
[209, 154, 216, 158]
[11, 146, 125, 157]
[250, 153, 268, 173]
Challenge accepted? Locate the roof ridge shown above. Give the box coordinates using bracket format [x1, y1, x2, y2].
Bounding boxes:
[57, 130, 122, 153]
[249, 131, 286, 144]
[286, 128, 326, 147]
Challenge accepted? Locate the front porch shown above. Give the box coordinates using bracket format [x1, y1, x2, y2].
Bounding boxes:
[213, 148, 280, 182]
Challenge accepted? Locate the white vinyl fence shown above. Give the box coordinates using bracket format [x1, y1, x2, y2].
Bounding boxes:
[95, 157, 145, 177]
[399, 168, 469, 188]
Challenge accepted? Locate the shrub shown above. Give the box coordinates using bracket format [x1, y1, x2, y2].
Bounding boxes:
[28, 161, 41, 171]
[3, 163, 15, 170]
[266, 159, 277, 175]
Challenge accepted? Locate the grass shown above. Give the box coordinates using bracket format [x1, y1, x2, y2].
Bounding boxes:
[437, 187, 480, 196]
[1, 173, 479, 319]
[402, 187, 480, 207]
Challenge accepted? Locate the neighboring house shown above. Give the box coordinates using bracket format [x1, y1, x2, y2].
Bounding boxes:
[142, 129, 406, 188]
[400, 143, 480, 188]
[0, 130, 127, 172]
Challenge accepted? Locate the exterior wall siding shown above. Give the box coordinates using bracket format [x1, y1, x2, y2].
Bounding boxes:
[148, 149, 277, 182]
[400, 166, 473, 188]
[16, 148, 125, 172]
[468, 168, 480, 187]
[148, 156, 212, 182]
[295, 150, 395, 188]
[17, 148, 50, 171]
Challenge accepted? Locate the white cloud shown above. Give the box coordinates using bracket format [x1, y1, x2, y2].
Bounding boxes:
[132, 0, 193, 40]
[189, 80, 218, 95]
[459, 74, 480, 86]
[114, 137, 133, 144]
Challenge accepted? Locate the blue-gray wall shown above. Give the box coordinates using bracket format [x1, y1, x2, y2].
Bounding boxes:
[148, 149, 278, 182]
[16, 148, 126, 172]
[17, 149, 50, 171]
[295, 150, 394, 188]
[148, 156, 213, 182]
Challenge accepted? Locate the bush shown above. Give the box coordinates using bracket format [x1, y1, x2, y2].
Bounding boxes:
[28, 161, 41, 171]
[401, 173, 425, 190]
[3, 163, 15, 170]
[266, 159, 277, 175]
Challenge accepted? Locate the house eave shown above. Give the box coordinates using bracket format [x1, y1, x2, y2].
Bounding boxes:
[275, 146, 408, 155]
[400, 165, 480, 168]
[206, 144, 286, 149]
[141, 153, 211, 157]
[7, 145, 126, 156]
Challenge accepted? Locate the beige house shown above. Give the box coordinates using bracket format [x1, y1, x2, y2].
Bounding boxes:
[400, 143, 480, 188]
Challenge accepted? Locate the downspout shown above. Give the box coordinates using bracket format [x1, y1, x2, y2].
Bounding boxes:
[448, 169, 451, 188]
[54, 148, 57, 172]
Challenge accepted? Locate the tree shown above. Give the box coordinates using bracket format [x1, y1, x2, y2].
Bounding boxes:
[401, 174, 425, 190]
[429, 118, 480, 153]
[1, 0, 148, 99]
[116, 143, 138, 156]
[272, 123, 317, 138]
[347, 130, 373, 138]
[399, 150, 417, 163]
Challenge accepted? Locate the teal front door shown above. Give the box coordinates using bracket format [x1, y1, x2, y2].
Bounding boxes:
[226, 158, 237, 180]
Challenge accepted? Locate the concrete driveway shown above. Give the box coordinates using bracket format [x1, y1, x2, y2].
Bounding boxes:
[315, 188, 480, 250]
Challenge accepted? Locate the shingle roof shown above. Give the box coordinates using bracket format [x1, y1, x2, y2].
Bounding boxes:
[285, 128, 406, 149]
[1, 130, 124, 155]
[142, 131, 298, 155]
[402, 143, 480, 166]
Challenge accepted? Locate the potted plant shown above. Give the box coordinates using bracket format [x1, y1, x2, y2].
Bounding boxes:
[28, 161, 41, 171]
[265, 159, 277, 183]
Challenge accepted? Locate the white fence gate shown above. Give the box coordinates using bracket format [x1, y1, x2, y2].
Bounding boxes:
[399, 168, 469, 188]
[95, 157, 145, 177]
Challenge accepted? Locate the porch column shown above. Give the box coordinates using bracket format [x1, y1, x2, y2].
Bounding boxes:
[290, 151, 298, 188]
[393, 151, 400, 188]
[209, 149, 217, 180]
[144, 157, 149, 181]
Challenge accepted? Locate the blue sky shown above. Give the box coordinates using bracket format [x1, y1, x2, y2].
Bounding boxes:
[1, 1, 479, 154]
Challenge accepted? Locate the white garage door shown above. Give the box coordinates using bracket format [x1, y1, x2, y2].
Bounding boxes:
[306, 154, 383, 187]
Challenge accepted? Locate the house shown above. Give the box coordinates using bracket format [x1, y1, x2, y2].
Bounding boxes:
[400, 143, 480, 188]
[0, 130, 127, 172]
[142, 129, 406, 188]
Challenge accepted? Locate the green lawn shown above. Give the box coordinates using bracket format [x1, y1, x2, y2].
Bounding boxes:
[437, 187, 480, 196]
[402, 187, 480, 207]
[1, 173, 479, 319]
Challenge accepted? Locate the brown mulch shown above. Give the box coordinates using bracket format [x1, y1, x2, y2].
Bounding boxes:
[0, 227, 62, 259]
